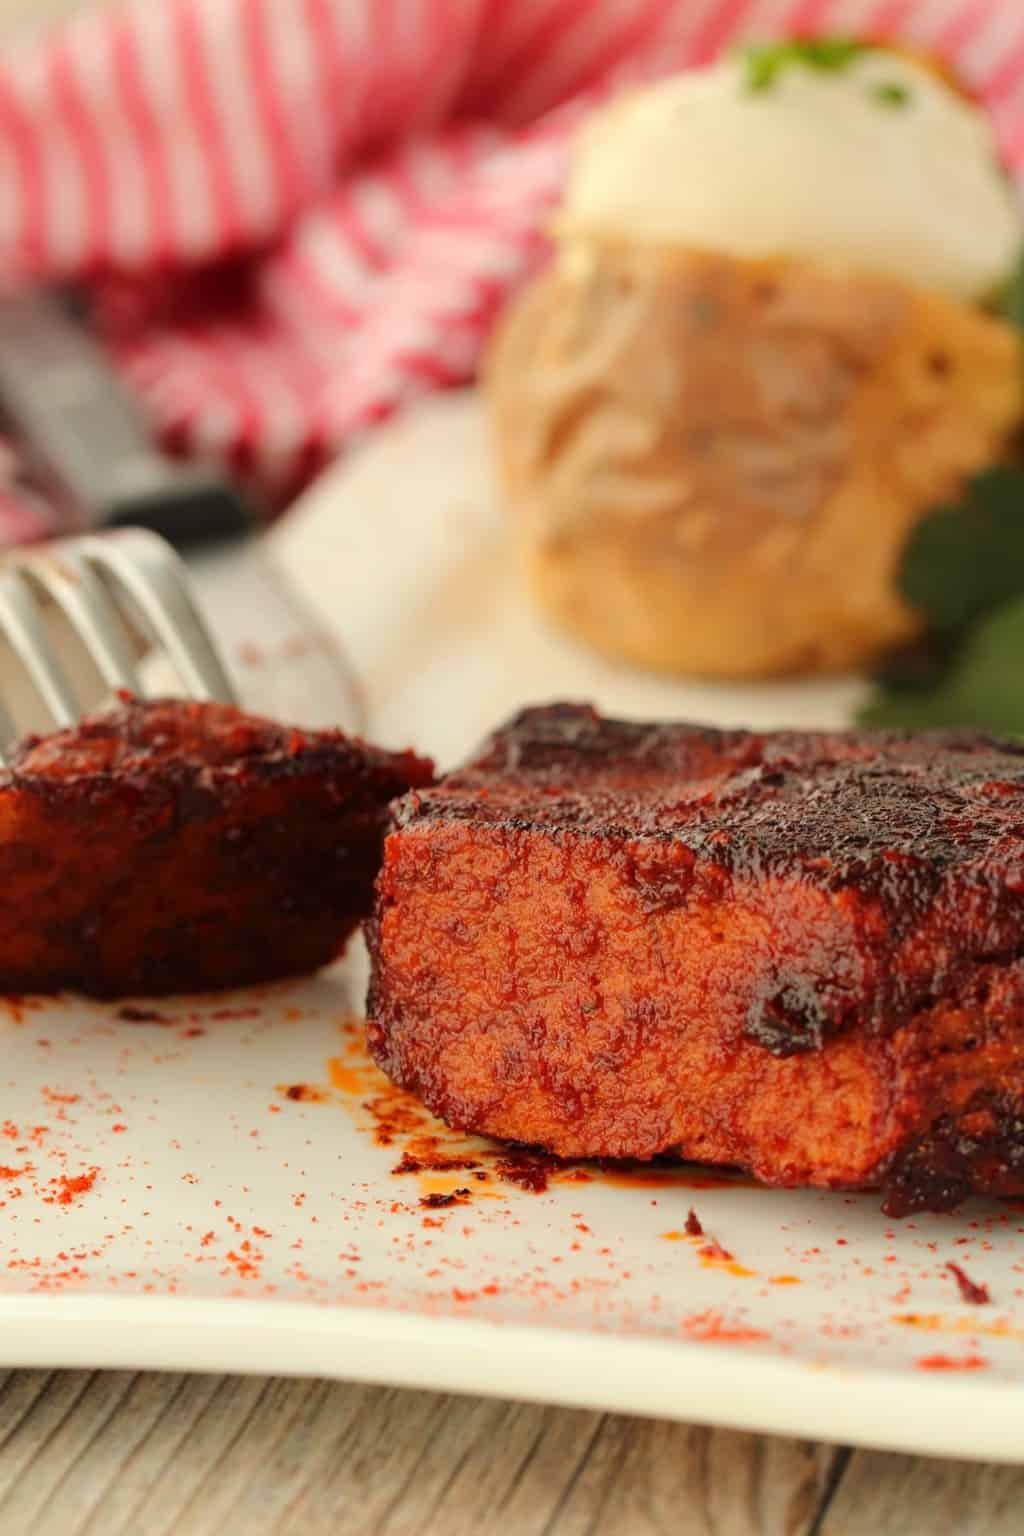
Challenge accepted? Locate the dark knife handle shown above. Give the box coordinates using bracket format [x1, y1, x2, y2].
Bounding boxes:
[0, 290, 257, 548]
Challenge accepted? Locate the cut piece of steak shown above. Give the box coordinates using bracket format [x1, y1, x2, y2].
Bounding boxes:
[367, 703, 1024, 1213]
[0, 696, 433, 996]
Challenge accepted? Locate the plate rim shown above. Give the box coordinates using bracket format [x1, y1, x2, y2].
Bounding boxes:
[0, 1292, 1015, 1463]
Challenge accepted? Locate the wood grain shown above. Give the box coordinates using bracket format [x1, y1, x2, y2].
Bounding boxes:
[0, 1372, 843, 1536]
[820, 1449, 1024, 1535]
[0, 1369, 1020, 1535]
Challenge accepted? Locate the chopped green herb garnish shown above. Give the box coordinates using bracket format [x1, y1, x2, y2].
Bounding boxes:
[872, 80, 910, 107]
[740, 37, 867, 93]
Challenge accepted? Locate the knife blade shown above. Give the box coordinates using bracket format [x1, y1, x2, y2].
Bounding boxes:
[0, 290, 361, 732]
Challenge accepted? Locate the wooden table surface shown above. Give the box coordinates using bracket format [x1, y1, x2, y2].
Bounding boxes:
[0, 1370, 1017, 1535]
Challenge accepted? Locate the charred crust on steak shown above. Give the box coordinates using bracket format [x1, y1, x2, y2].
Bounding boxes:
[881, 1093, 1024, 1216]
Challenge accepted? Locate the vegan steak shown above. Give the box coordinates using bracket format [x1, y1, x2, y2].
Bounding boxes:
[0, 697, 432, 996]
[367, 703, 1024, 1214]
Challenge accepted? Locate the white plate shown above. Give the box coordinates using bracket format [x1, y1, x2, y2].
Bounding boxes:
[2, 393, 1021, 1463]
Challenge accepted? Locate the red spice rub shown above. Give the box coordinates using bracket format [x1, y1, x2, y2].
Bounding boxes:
[367, 703, 1024, 1215]
[48, 1170, 98, 1205]
[917, 1354, 988, 1371]
[0, 697, 432, 996]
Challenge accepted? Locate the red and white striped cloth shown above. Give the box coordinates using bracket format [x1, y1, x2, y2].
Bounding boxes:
[1, 0, 1024, 538]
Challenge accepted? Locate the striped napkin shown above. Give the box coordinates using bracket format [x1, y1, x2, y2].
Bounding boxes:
[0, 0, 1023, 539]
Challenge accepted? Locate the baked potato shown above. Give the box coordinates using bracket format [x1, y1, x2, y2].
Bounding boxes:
[486, 45, 1024, 679]
[487, 242, 1022, 677]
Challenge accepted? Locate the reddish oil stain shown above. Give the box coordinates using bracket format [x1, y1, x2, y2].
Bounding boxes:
[597, 1166, 745, 1191]
[699, 1238, 734, 1263]
[415, 1171, 500, 1203]
[328, 1046, 435, 1146]
[893, 1314, 1022, 1339]
[327, 1057, 371, 1095]
[701, 1257, 757, 1278]
[695, 1238, 757, 1278]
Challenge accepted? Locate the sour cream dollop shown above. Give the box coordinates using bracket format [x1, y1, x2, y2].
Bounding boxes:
[558, 51, 1021, 302]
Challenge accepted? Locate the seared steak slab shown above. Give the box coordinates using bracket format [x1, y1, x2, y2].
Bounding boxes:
[0, 697, 432, 997]
[368, 704, 1024, 1213]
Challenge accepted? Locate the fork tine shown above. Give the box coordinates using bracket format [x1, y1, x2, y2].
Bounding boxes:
[0, 566, 78, 739]
[26, 547, 141, 696]
[0, 528, 236, 759]
[79, 529, 237, 705]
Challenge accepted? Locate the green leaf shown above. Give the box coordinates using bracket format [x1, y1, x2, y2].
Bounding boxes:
[740, 37, 866, 93]
[858, 597, 1024, 735]
[997, 248, 1024, 332]
[900, 465, 1024, 633]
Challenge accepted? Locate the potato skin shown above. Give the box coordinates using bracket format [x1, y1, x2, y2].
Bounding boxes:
[486, 244, 1023, 678]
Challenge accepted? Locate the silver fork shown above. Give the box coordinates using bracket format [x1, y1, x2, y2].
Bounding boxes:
[0, 292, 361, 750]
[0, 528, 236, 763]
